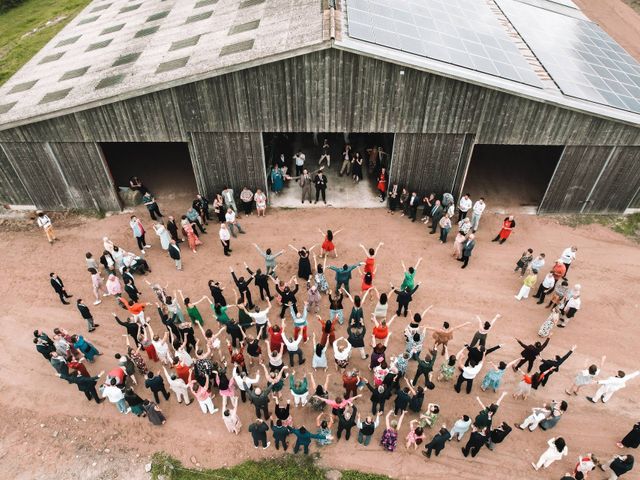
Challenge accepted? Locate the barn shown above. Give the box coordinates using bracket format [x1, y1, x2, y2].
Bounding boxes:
[0, 0, 639, 213]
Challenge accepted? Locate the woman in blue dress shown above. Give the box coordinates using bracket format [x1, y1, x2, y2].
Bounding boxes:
[271, 165, 284, 194]
[72, 335, 101, 362]
[481, 359, 518, 392]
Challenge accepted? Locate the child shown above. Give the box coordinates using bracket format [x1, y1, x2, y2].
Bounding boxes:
[515, 249, 534, 276]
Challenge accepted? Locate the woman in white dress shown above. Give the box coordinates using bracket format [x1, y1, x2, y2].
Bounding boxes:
[222, 397, 242, 434]
[153, 222, 171, 250]
[532, 437, 568, 470]
[312, 332, 329, 371]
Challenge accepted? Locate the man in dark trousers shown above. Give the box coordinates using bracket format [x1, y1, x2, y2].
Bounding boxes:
[193, 194, 210, 225]
[487, 422, 512, 450]
[76, 299, 99, 332]
[145, 371, 171, 403]
[247, 384, 274, 419]
[393, 282, 421, 316]
[67, 370, 104, 403]
[275, 281, 299, 318]
[113, 314, 140, 346]
[514, 337, 550, 372]
[408, 192, 420, 222]
[462, 426, 488, 457]
[429, 200, 444, 234]
[364, 379, 390, 414]
[124, 279, 140, 302]
[248, 418, 270, 449]
[290, 426, 326, 454]
[245, 265, 273, 301]
[270, 417, 291, 450]
[534, 345, 576, 388]
[459, 234, 476, 269]
[423, 425, 451, 458]
[168, 239, 182, 271]
[230, 267, 255, 309]
[314, 170, 328, 204]
[166, 216, 182, 243]
[336, 405, 358, 441]
[50, 272, 72, 304]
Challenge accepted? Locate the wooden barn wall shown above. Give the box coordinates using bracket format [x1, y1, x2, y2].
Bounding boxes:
[188, 132, 266, 198]
[390, 133, 467, 195]
[584, 147, 640, 213]
[0, 144, 31, 205]
[539, 146, 613, 213]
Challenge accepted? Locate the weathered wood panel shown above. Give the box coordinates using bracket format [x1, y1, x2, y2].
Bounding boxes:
[189, 132, 266, 199]
[539, 146, 612, 213]
[451, 134, 476, 199]
[0, 144, 32, 205]
[390, 134, 466, 195]
[48, 143, 121, 211]
[584, 147, 640, 213]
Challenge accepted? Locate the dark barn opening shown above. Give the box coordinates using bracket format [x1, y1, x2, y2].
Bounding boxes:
[462, 145, 563, 210]
[99, 142, 198, 203]
[262, 132, 395, 207]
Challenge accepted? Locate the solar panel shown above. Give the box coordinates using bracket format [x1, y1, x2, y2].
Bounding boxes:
[496, 0, 640, 114]
[345, 0, 543, 88]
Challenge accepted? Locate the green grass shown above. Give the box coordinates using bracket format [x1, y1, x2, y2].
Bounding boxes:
[151, 453, 390, 480]
[553, 213, 640, 242]
[0, 0, 91, 86]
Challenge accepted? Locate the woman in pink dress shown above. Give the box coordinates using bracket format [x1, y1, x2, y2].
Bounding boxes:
[89, 268, 108, 305]
[180, 215, 202, 253]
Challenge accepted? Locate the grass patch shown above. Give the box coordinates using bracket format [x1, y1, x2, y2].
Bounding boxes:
[0, 0, 91, 86]
[552, 213, 640, 242]
[150, 453, 390, 480]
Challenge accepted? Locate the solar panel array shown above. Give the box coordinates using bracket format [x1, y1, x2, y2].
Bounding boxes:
[497, 0, 640, 114]
[345, 0, 543, 88]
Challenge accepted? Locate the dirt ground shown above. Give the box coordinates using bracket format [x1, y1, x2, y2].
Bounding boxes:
[0, 201, 639, 480]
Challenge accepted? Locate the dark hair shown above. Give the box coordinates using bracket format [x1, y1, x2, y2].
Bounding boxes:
[498, 361, 507, 370]
[354, 295, 362, 307]
[368, 248, 374, 255]
[408, 267, 414, 274]
[276, 419, 282, 426]
[618, 370, 626, 378]
[324, 320, 332, 334]
[114, 353, 122, 359]
[588, 364, 598, 375]
[413, 332, 421, 342]
[483, 322, 490, 330]
[443, 322, 450, 329]
[147, 372, 154, 379]
[559, 401, 568, 412]
[85, 252, 92, 258]
[266, 248, 272, 255]
[527, 248, 533, 253]
[462, 415, 470, 422]
[315, 343, 324, 357]
[299, 426, 307, 434]
[321, 420, 328, 428]
[432, 405, 440, 414]
[415, 427, 424, 444]
[326, 230, 333, 241]
[380, 293, 387, 304]
[447, 355, 456, 366]
[575, 473, 584, 480]
[315, 385, 325, 396]
[553, 437, 566, 451]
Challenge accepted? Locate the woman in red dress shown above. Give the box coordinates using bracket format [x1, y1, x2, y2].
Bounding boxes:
[359, 242, 383, 274]
[377, 168, 388, 202]
[492, 216, 516, 244]
[318, 228, 342, 258]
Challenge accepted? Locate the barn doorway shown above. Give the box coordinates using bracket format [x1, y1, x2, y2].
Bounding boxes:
[461, 145, 563, 212]
[99, 142, 198, 208]
[262, 132, 394, 208]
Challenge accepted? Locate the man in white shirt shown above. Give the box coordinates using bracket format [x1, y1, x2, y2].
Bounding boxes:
[458, 194, 472, 222]
[282, 329, 305, 366]
[588, 370, 640, 404]
[470, 198, 486, 232]
[36, 211, 57, 243]
[293, 151, 306, 176]
[162, 366, 191, 405]
[225, 208, 245, 238]
[560, 246, 577, 274]
[101, 379, 127, 413]
[454, 358, 483, 394]
[233, 365, 260, 403]
[533, 271, 555, 304]
[246, 301, 271, 337]
[219, 223, 232, 256]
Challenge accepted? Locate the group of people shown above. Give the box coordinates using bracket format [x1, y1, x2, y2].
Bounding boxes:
[34, 182, 637, 480]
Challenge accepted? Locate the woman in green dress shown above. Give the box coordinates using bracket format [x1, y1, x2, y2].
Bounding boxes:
[400, 257, 422, 290]
[179, 290, 207, 326]
[204, 296, 237, 325]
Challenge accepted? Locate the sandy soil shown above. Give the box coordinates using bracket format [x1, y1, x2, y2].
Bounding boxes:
[574, 0, 640, 61]
[0, 201, 639, 480]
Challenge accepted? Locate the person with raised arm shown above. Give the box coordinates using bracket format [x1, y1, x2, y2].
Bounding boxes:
[469, 314, 501, 348]
[399, 258, 422, 291]
[359, 242, 383, 275]
[318, 228, 343, 258]
[253, 243, 284, 277]
[312, 254, 329, 295]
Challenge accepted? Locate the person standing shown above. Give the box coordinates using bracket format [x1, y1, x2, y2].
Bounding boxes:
[270, 418, 291, 450]
[487, 422, 512, 451]
[314, 170, 328, 204]
[428, 200, 444, 234]
[294, 151, 306, 176]
[422, 426, 452, 458]
[377, 168, 387, 202]
[168, 240, 182, 271]
[458, 194, 472, 221]
[76, 299, 99, 332]
[68, 370, 104, 403]
[298, 169, 314, 204]
[339, 145, 352, 177]
[50, 273, 72, 305]
[618, 422, 640, 449]
[587, 370, 640, 404]
[533, 271, 555, 305]
[328, 263, 362, 293]
[492, 216, 516, 244]
[470, 198, 486, 232]
[193, 194, 210, 225]
[248, 418, 271, 449]
[240, 187, 254, 216]
[600, 454, 635, 479]
[439, 214, 452, 243]
[515, 269, 539, 301]
[219, 223, 232, 257]
[458, 234, 476, 269]
[356, 412, 382, 446]
[290, 426, 327, 454]
[36, 211, 57, 243]
[142, 192, 163, 221]
[319, 138, 331, 167]
[532, 437, 568, 470]
[560, 246, 578, 274]
[514, 338, 550, 372]
[408, 192, 419, 222]
[152, 222, 171, 252]
[247, 384, 274, 419]
[101, 379, 128, 413]
[221, 186, 237, 213]
[393, 283, 420, 317]
[461, 426, 488, 457]
[129, 216, 150, 253]
[145, 371, 171, 404]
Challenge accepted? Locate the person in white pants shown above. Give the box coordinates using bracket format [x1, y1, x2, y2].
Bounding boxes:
[532, 437, 568, 470]
[588, 370, 640, 404]
[162, 367, 191, 405]
[189, 374, 218, 414]
[470, 198, 486, 232]
[289, 370, 309, 407]
[515, 270, 538, 301]
[450, 415, 472, 441]
[518, 405, 550, 432]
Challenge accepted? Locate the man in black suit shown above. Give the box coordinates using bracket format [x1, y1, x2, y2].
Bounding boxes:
[408, 192, 419, 222]
[168, 239, 182, 270]
[459, 234, 476, 269]
[314, 171, 328, 204]
[66, 371, 104, 403]
[166, 216, 182, 243]
[429, 200, 444, 234]
[76, 299, 99, 332]
[50, 272, 72, 304]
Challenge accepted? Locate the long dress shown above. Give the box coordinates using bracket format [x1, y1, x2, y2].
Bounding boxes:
[622, 422, 640, 448]
[481, 368, 507, 391]
[377, 172, 387, 194]
[538, 311, 559, 338]
[298, 250, 312, 279]
[223, 411, 242, 433]
[143, 402, 166, 425]
[381, 428, 399, 451]
[182, 222, 202, 252]
[498, 218, 516, 240]
[154, 225, 171, 250]
[271, 168, 284, 193]
[352, 159, 363, 180]
[312, 343, 328, 369]
[400, 271, 415, 291]
[186, 305, 204, 326]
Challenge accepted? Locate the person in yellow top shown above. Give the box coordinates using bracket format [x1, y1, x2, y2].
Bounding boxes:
[515, 269, 538, 301]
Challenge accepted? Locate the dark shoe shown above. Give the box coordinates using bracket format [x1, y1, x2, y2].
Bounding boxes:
[586, 396, 597, 403]
[62, 301, 70, 305]
[224, 253, 231, 257]
[422, 451, 431, 459]
[462, 448, 469, 457]
[461, 265, 467, 269]
[299, 359, 306, 365]
[94, 324, 100, 328]
[536, 301, 543, 304]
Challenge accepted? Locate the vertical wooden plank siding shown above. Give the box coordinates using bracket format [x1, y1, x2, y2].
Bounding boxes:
[584, 147, 640, 213]
[538, 146, 613, 213]
[0, 144, 32, 205]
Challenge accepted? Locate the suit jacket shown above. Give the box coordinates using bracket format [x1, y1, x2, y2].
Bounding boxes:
[168, 244, 181, 260]
[50, 276, 64, 292]
[77, 303, 92, 319]
[314, 174, 328, 189]
[462, 240, 476, 256]
[431, 205, 444, 219]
